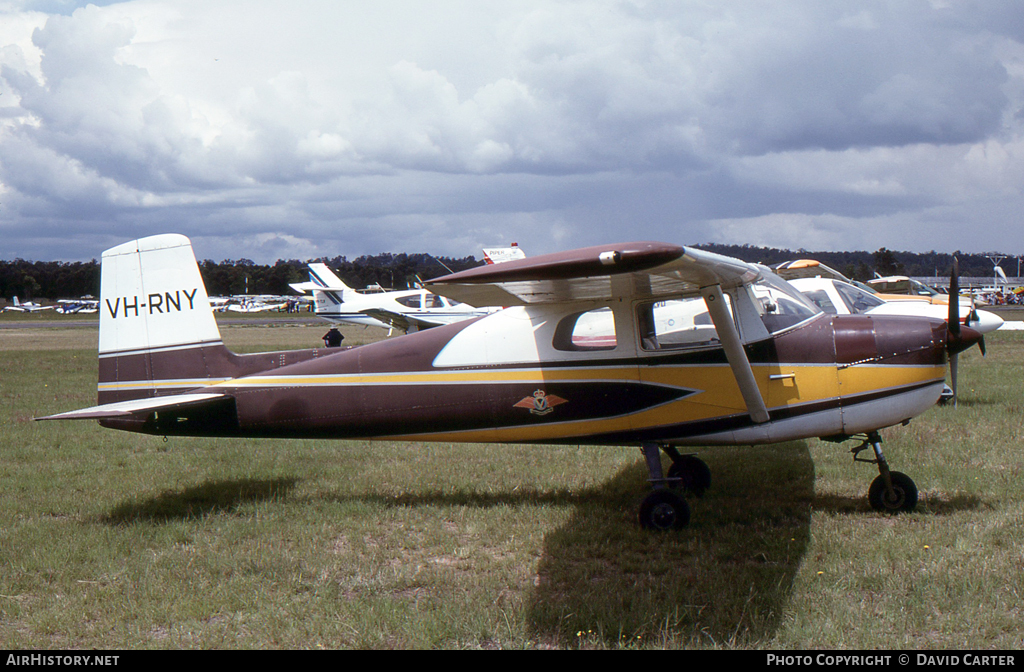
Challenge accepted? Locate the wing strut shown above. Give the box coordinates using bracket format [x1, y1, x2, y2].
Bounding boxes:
[700, 284, 770, 424]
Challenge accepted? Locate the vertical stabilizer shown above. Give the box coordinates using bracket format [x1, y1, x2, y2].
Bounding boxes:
[307, 263, 352, 291]
[306, 262, 352, 314]
[98, 234, 225, 404]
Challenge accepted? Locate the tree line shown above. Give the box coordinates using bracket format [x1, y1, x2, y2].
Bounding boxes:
[0, 246, 1017, 302]
[0, 253, 481, 302]
[696, 244, 1016, 282]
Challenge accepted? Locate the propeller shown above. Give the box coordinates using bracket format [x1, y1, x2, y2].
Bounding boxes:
[945, 257, 985, 406]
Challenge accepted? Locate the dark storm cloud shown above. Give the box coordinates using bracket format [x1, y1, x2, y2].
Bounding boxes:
[0, 0, 1022, 262]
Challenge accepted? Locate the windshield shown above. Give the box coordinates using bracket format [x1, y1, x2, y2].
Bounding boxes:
[834, 281, 886, 314]
[801, 289, 839, 314]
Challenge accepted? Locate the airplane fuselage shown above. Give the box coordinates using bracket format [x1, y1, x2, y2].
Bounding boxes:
[98, 309, 949, 447]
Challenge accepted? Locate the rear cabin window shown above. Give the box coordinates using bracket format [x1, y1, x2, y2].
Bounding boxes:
[637, 297, 725, 351]
[553, 308, 617, 351]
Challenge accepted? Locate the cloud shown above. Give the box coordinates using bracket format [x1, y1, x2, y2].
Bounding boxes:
[0, 0, 1022, 262]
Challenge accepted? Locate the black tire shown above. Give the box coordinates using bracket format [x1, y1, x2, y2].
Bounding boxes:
[868, 471, 918, 513]
[666, 455, 712, 496]
[638, 489, 690, 531]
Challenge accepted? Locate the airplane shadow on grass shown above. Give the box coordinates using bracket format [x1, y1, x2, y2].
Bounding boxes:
[100, 477, 299, 524]
[525, 441, 816, 648]
[522, 441, 987, 649]
[93, 443, 984, 647]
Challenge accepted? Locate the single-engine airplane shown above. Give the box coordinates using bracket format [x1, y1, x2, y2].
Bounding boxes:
[290, 262, 496, 333]
[3, 296, 55, 313]
[39, 235, 983, 530]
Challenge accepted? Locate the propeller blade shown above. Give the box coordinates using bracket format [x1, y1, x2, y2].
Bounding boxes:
[948, 257, 960, 338]
[950, 352, 959, 408]
[978, 335, 986, 357]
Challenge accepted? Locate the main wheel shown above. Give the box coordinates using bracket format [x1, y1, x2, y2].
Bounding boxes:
[638, 490, 690, 531]
[868, 471, 918, 513]
[667, 455, 712, 497]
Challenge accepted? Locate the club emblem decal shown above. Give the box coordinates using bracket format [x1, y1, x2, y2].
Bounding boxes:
[514, 389, 568, 416]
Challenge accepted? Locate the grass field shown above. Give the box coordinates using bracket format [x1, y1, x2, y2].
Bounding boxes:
[1, 320, 1022, 649]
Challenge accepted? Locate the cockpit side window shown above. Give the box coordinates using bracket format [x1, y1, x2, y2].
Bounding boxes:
[636, 297, 725, 351]
[396, 295, 420, 308]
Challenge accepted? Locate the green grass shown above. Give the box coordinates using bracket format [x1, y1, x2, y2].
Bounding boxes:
[1, 323, 1022, 649]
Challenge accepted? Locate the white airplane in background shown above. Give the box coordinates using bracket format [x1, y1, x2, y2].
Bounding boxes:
[774, 259, 979, 307]
[291, 263, 495, 333]
[785, 272, 1001, 405]
[223, 296, 289, 313]
[291, 246, 527, 333]
[3, 297, 55, 313]
[786, 276, 1003, 333]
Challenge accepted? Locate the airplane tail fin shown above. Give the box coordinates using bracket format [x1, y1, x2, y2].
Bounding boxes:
[307, 263, 352, 291]
[13, 296, 20, 307]
[304, 262, 353, 313]
[482, 244, 526, 265]
[97, 234, 235, 405]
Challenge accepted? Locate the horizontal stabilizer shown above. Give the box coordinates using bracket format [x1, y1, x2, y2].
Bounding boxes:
[36, 393, 227, 421]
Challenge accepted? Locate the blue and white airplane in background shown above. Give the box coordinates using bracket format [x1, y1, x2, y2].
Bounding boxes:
[290, 246, 526, 333]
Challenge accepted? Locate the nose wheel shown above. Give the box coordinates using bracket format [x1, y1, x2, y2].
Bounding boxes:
[852, 431, 918, 513]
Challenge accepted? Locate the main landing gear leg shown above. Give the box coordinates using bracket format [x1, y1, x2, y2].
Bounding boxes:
[637, 442, 690, 531]
[852, 430, 918, 513]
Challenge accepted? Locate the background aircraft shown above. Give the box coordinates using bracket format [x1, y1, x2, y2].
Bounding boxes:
[40, 235, 983, 531]
[482, 244, 527, 265]
[55, 298, 99, 314]
[774, 259, 979, 307]
[3, 296, 55, 313]
[290, 251, 524, 333]
[786, 276, 1003, 334]
[786, 274, 999, 405]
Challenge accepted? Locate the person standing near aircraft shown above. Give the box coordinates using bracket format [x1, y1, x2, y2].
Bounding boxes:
[322, 327, 344, 347]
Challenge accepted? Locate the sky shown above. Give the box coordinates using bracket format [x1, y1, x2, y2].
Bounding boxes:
[1, 0, 1023, 264]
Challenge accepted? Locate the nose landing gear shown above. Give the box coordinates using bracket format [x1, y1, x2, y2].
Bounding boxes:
[851, 430, 918, 513]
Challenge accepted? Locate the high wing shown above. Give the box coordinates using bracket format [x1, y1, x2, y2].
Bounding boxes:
[427, 241, 770, 423]
[425, 242, 760, 306]
[774, 259, 853, 283]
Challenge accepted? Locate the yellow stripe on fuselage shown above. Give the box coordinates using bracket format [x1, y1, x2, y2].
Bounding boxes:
[372, 363, 946, 443]
[210, 366, 645, 388]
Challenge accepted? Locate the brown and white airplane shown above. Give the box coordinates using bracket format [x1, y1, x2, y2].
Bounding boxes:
[39, 235, 982, 530]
